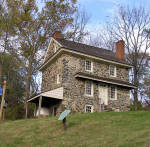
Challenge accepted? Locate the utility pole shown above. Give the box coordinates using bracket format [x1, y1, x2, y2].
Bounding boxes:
[0, 80, 6, 122]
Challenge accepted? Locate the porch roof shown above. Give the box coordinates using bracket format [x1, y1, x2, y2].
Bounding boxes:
[27, 87, 63, 103]
[75, 72, 136, 89]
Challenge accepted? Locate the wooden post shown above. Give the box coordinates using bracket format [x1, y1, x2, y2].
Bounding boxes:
[2, 108, 5, 121]
[34, 103, 37, 117]
[0, 80, 6, 122]
[63, 118, 66, 130]
[38, 96, 42, 118]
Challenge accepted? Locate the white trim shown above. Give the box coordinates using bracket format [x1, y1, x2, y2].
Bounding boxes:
[40, 48, 133, 71]
[85, 105, 94, 113]
[75, 74, 136, 89]
[109, 65, 116, 77]
[85, 80, 94, 97]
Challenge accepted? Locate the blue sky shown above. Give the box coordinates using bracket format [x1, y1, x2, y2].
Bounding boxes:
[78, 0, 150, 31]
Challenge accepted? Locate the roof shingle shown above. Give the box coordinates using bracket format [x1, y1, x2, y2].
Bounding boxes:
[57, 39, 131, 66]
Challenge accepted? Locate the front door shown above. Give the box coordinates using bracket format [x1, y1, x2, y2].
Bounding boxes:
[99, 85, 108, 105]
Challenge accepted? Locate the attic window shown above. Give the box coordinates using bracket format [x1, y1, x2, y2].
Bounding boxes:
[85, 60, 93, 72]
[54, 46, 57, 53]
[109, 65, 116, 77]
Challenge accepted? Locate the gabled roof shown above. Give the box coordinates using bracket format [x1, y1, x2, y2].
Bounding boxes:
[57, 39, 131, 66]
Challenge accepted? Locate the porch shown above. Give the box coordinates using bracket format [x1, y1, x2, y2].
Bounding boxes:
[27, 87, 63, 117]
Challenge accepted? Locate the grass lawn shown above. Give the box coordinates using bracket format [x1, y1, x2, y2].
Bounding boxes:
[0, 111, 150, 147]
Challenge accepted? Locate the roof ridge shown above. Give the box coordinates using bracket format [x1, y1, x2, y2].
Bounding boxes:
[59, 39, 113, 53]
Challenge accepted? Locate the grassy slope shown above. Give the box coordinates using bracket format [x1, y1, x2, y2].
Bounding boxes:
[0, 111, 150, 147]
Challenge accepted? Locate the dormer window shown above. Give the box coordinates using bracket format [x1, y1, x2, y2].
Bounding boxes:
[85, 60, 93, 72]
[109, 65, 116, 77]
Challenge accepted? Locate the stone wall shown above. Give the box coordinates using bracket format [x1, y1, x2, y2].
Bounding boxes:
[42, 52, 130, 113]
[42, 54, 64, 92]
[44, 39, 61, 62]
[60, 54, 130, 112]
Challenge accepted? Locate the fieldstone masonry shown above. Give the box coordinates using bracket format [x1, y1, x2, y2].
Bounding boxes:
[42, 50, 131, 114]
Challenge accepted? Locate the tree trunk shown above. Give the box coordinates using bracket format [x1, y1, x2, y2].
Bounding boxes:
[0, 63, 2, 85]
[24, 58, 32, 119]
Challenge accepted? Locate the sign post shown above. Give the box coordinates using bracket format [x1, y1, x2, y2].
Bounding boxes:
[0, 80, 6, 122]
[58, 110, 71, 130]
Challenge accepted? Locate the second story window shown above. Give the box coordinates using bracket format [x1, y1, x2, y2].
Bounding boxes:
[85, 60, 93, 72]
[85, 81, 93, 96]
[109, 65, 116, 77]
[57, 74, 60, 84]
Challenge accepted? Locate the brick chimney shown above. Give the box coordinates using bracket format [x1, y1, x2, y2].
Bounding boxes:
[116, 40, 125, 61]
[52, 31, 62, 40]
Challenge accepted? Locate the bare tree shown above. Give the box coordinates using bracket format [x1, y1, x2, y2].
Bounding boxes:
[64, 8, 90, 42]
[95, 6, 150, 110]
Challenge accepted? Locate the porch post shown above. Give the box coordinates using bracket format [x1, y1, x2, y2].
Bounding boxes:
[34, 103, 37, 117]
[38, 96, 42, 117]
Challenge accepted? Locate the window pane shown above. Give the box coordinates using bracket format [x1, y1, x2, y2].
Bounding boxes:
[85, 60, 91, 71]
[86, 106, 92, 112]
[86, 82, 92, 95]
[110, 66, 115, 76]
[110, 87, 115, 99]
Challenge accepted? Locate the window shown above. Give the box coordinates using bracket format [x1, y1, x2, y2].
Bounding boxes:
[109, 86, 117, 100]
[85, 81, 93, 96]
[109, 65, 116, 77]
[85, 105, 93, 113]
[85, 60, 93, 72]
[57, 74, 60, 84]
[54, 46, 57, 53]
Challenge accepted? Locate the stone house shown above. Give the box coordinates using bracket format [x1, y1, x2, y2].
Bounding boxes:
[28, 31, 136, 117]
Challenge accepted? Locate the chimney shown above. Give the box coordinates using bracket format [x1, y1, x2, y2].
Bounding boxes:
[52, 31, 62, 40]
[116, 40, 125, 61]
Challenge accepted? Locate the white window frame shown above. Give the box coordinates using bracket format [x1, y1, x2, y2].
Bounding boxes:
[109, 86, 117, 100]
[85, 81, 93, 96]
[109, 65, 116, 77]
[85, 60, 93, 72]
[85, 105, 93, 113]
[57, 74, 60, 84]
[54, 46, 57, 53]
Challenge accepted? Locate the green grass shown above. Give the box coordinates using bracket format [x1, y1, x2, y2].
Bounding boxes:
[0, 111, 150, 147]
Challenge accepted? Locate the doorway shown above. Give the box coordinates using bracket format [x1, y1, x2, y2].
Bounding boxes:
[99, 84, 108, 105]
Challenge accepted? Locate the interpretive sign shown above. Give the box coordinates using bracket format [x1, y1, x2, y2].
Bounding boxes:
[58, 110, 71, 120]
[58, 110, 71, 130]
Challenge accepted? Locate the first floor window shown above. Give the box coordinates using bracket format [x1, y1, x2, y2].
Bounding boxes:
[109, 86, 116, 100]
[85, 105, 93, 113]
[85, 81, 93, 96]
